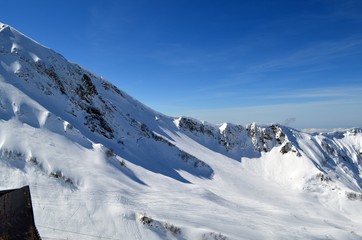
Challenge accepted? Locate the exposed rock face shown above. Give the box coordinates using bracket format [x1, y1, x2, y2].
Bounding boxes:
[175, 117, 301, 158]
[0, 23, 213, 181]
[1, 21, 362, 240]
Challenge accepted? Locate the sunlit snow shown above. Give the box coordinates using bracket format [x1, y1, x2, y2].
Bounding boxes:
[1, 22, 362, 240]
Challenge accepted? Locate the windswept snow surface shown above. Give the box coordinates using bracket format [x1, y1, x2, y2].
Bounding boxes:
[1, 22, 362, 239]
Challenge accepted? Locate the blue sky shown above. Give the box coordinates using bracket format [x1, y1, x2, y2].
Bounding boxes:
[2, 0, 362, 129]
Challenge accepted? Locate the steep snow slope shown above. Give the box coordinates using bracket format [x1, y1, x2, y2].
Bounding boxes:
[1, 22, 362, 239]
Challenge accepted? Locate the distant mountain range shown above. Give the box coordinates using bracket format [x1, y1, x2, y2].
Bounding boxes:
[1, 22, 362, 239]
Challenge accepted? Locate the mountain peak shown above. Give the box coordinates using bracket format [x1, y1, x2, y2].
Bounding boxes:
[0, 22, 55, 65]
[1, 22, 362, 239]
[0, 22, 9, 31]
[0, 22, 23, 39]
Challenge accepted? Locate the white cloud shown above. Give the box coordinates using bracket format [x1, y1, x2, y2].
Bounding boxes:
[250, 38, 362, 73]
[262, 86, 362, 100]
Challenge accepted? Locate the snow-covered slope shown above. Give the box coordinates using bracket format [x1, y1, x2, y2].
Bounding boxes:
[1, 22, 362, 239]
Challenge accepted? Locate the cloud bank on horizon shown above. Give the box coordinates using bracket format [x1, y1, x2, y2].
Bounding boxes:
[1, 0, 361, 129]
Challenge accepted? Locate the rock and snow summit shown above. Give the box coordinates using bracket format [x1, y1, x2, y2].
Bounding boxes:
[1, 22, 362, 239]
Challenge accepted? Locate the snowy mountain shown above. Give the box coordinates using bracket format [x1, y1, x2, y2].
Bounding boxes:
[1, 22, 362, 240]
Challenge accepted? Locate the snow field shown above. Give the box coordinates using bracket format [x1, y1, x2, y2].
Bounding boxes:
[1, 21, 362, 239]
